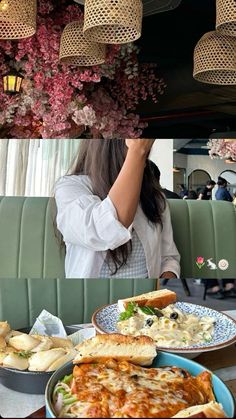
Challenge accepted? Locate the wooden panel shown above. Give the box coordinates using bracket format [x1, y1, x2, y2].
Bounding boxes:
[196, 344, 236, 371]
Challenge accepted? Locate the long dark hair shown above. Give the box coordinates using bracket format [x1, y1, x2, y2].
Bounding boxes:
[68, 139, 166, 274]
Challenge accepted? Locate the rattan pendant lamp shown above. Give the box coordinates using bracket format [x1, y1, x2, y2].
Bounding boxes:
[59, 21, 106, 66]
[216, 0, 236, 36]
[0, 0, 37, 39]
[83, 0, 143, 44]
[193, 31, 236, 85]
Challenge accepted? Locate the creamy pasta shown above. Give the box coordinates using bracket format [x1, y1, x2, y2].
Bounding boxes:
[117, 305, 215, 347]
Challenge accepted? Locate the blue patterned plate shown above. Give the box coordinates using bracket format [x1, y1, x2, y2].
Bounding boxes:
[92, 302, 236, 353]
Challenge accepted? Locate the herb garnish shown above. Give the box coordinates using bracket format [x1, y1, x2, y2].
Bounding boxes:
[139, 306, 156, 316]
[14, 351, 33, 359]
[118, 303, 164, 321]
[118, 303, 137, 321]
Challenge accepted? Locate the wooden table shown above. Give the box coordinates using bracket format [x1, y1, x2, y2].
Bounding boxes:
[196, 310, 236, 400]
[197, 343, 236, 399]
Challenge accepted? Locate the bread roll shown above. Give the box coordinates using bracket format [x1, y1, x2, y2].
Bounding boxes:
[0, 351, 7, 364]
[0, 322, 11, 338]
[47, 349, 77, 372]
[171, 402, 227, 418]
[118, 289, 177, 311]
[50, 337, 73, 350]
[74, 334, 157, 366]
[0, 336, 6, 350]
[3, 353, 29, 371]
[9, 334, 40, 351]
[30, 336, 53, 352]
[28, 348, 66, 372]
[5, 330, 22, 344]
[5, 346, 16, 353]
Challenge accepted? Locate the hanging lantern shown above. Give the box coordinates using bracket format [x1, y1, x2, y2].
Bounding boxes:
[0, 0, 9, 12]
[0, 0, 36, 40]
[193, 31, 236, 85]
[59, 21, 106, 66]
[83, 0, 143, 44]
[3, 69, 24, 94]
[216, 0, 236, 36]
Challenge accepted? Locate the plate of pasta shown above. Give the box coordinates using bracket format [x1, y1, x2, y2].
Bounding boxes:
[92, 290, 236, 354]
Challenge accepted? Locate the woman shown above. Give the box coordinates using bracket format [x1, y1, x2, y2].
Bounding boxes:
[55, 139, 180, 279]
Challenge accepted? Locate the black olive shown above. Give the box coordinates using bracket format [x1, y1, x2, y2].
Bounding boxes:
[154, 309, 164, 318]
[131, 374, 138, 380]
[145, 318, 154, 327]
[170, 312, 178, 320]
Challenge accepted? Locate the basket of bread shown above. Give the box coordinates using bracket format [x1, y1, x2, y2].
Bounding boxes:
[0, 321, 80, 394]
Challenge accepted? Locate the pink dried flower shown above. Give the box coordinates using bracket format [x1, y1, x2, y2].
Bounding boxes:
[0, 1, 166, 139]
[73, 106, 97, 128]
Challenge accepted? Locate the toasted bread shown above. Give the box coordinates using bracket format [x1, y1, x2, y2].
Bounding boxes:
[171, 402, 227, 418]
[9, 334, 40, 351]
[28, 348, 66, 372]
[118, 289, 177, 311]
[50, 336, 74, 350]
[0, 336, 6, 350]
[3, 353, 29, 371]
[74, 334, 157, 366]
[0, 322, 11, 338]
[47, 349, 77, 372]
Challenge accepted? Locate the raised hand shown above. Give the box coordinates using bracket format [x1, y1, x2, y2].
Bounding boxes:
[125, 139, 155, 156]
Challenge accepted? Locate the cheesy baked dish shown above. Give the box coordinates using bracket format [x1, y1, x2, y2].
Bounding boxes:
[117, 290, 215, 348]
[52, 335, 227, 418]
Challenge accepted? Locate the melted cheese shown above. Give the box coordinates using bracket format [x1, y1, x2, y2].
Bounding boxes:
[57, 360, 216, 418]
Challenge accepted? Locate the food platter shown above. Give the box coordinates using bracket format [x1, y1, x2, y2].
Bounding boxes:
[92, 302, 236, 354]
[0, 326, 80, 394]
[45, 352, 236, 418]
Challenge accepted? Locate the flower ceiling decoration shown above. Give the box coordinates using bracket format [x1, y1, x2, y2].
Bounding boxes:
[208, 139, 236, 160]
[0, 0, 166, 139]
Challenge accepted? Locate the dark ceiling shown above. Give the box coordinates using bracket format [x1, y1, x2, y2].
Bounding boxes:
[174, 139, 209, 154]
[137, 0, 236, 138]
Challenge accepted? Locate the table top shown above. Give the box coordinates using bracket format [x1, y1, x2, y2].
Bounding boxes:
[1, 311, 236, 418]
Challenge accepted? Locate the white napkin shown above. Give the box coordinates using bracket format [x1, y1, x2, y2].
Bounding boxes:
[29, 310, 96, 345]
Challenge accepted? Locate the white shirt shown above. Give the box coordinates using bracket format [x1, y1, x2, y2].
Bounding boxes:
[55, 175, 181, 279]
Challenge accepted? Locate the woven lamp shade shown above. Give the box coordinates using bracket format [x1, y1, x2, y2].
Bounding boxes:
[59, 21, 106, 66]
[0, 0, 36, 39]
[216, 0, 236, 36]
[193, 31, 236, 85]
[83, 0, 143, 44]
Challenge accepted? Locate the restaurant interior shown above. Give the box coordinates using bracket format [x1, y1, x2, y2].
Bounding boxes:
[0, 0, 236, 418]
